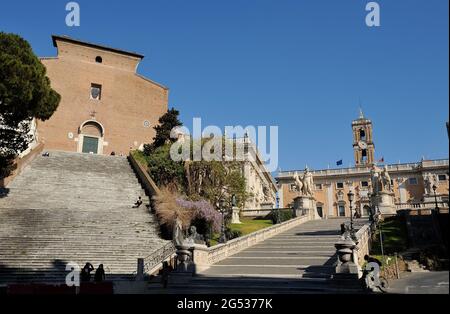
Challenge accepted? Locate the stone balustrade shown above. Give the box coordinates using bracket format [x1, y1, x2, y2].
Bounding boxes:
[353, 223, 372, 274]
[193, 214, 311, 272]
[0, 142, 44, 188]
[395, 202, 449, 210]
[277, 158, 449, 179]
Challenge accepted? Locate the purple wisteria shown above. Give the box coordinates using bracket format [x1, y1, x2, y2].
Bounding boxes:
[176, 198, 222, 232]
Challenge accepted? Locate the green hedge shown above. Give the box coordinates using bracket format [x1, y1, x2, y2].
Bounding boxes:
[270, 209, 294, 224]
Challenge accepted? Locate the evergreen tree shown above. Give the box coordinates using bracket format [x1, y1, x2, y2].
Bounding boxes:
[144, 107, 182, 155]
[0, 32, 61, 178]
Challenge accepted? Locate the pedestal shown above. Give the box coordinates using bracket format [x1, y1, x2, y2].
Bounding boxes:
[293, 195, 317, 219]
[332, 236, 361, 288]
[231, 206, 241, 224]
[174, 244, 194, 273]
[375, 191, 396, 215]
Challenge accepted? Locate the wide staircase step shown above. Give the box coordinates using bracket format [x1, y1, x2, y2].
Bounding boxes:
[0, 150, 168, 285]
[148, 218, 368, 293]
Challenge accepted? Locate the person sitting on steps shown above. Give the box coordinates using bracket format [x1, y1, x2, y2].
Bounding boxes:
[133, 196, 143, 208]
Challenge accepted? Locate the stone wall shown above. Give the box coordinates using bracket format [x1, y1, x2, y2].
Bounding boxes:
[128, 152, 160, 198]
[0, 142, 44, 188]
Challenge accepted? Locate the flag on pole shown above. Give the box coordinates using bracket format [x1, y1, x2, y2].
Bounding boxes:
[336, 159, 343, 166]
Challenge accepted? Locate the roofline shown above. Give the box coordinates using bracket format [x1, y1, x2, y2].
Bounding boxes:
[135, 73, 169, 91]
[52, 35, 145, 59]
[277, 158, 450, 176]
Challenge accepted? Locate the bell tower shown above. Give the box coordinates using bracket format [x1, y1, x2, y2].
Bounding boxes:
[352, 109, 375, 167]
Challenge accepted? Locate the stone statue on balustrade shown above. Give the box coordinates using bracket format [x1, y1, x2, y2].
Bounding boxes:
[292, 168, 314, 197]
[302, 168, 314, 197]
[423, 172, 436, 195]
[370, 164, 382, 194]
[185, 226, 205, 245]
[172, 214, 185, 246]
[380, 165, 393, 192]
[370, 164, 396, 215]
[292, 168, 318, 219]
[293, 172, 303, 195]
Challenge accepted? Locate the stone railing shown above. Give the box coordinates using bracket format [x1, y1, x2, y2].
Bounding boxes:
[0, 142, 45, 188]
[353, 223, 373, 270]
[128, 152, 161, 197]
[241, 208, 272, 217]
[277, 159, 449, 179]
[395, 202, 449, 210]
[193, 214, 310, 272]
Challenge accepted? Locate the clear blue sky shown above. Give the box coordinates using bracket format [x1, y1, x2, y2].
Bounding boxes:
[1, 0, 448, 171]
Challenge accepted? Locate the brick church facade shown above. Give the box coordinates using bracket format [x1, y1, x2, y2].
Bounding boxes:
[37, 35, 168, 155]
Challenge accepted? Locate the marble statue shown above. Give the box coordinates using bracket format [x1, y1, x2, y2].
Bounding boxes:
[380, 165, 393, 192]
[172, 214, 184, 246]
[301, 168, 314, 197]
[423, 172, 436, 195]
[293, 172, 303, 195]
[186, 226, 205, 245]
[262, 183, 272, 202]
[370, 164, 382, 194]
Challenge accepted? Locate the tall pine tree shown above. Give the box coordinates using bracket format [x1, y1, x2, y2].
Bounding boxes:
[144, 107, 182, 154]
[0, 32, 61, 179]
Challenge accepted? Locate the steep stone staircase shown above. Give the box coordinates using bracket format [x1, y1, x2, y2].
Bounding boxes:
[0, 151, 168, 285]
[149, 218, 368, 293]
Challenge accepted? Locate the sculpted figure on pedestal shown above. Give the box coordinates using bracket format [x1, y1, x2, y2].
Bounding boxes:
[301, 168, 314, 197]
[370, 164, 382, 194]
[380, 165, 393, 192]
[293, 172, 303, 195]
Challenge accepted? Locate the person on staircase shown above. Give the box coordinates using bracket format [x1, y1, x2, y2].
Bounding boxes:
[94, 264, 106, 282]
[133, 196, 143, 208]
[80, 262, 95, 282]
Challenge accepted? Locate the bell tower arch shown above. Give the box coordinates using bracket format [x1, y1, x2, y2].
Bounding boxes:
[352, 109, 375, 167]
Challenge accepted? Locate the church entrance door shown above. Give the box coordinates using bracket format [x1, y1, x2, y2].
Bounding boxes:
[82, 136, 99, 154]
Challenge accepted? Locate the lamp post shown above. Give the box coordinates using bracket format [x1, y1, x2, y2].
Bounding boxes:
[432, 184, 439, 211]
[347, 189, 355, 232]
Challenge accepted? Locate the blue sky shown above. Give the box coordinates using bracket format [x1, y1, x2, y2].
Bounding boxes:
[1, 0, 448, 171]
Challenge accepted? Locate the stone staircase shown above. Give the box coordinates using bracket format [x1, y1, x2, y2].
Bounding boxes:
[0, 151, 168, 285]
[148, 218, 368, 293]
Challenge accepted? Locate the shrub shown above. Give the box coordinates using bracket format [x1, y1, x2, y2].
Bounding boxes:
[270, 209, 293, 224]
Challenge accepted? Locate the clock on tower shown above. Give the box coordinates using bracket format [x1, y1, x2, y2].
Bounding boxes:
[352, 109, 375, 167]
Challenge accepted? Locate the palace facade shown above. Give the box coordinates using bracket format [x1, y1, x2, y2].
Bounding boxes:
[36, 35, 168, 155]
[276, 112, 449, 218]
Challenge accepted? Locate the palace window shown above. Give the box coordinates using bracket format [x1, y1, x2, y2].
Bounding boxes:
[338, 205, 346, 217]
[336, 182, 344, 189]
[438, 174, 447, 181]
[408, 178, 418, 185]
[361, 181, 369, 187]
[95, 56, 103, 63]
[315, 184, 323, 190]
[90, 84, 102, 100]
